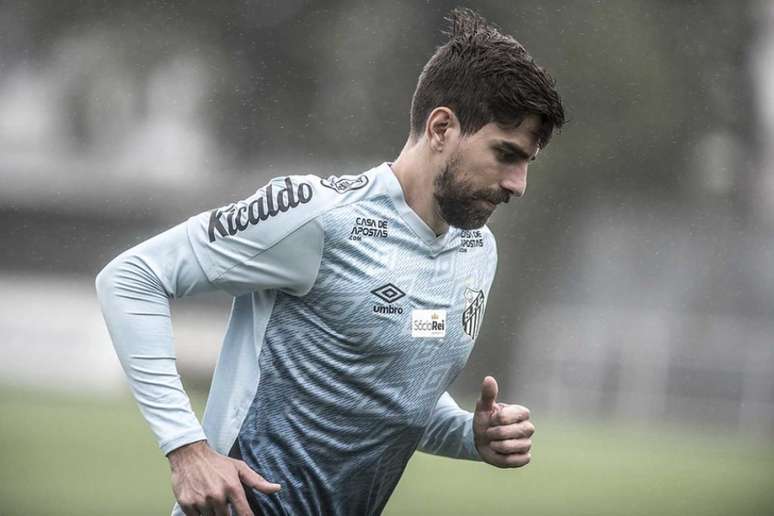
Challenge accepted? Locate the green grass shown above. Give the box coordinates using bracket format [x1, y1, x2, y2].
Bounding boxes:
[1, 388, 772, 516]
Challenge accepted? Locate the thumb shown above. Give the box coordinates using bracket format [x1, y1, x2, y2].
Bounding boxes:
[236, 461, 282, 494]
[476, 376, 498, 413]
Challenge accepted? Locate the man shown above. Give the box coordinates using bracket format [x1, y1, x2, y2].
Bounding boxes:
[96, 8, 564, 516]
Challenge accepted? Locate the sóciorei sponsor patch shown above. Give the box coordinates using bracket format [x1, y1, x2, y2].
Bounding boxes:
[411, 309, 446, 338]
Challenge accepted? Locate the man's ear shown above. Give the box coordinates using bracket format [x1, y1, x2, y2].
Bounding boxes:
[425, 107, 459, 152]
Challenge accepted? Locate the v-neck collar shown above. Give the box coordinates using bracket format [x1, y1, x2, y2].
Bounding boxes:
[377, 162, 453, 253]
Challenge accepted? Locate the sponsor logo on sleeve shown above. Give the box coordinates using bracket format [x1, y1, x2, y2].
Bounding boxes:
[462, 288, 485, 339]
[207, 178, 313, 242]
[320, 174, 369, 193]
[412, 309, 447, 338]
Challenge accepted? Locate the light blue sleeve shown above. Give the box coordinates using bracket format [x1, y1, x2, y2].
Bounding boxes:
[96, 223, 216, 455]
[185, 175, 331, 296]
[417, 392, 481, 461]
[96, 175, 328, 455]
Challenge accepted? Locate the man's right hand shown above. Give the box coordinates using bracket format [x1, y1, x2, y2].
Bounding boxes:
[168, 440, 281, 516]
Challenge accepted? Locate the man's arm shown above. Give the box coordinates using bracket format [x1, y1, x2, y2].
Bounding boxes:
[95, 222, 212, 454]
[417, 391, 480, 460]
[96, 222, 282, 516]
[97, 175, 327, 453]
[96, 174, 330, 515]
[417, 229, 498, 461]
[417, 379, 535, 468]
[472, 376, 534, 468]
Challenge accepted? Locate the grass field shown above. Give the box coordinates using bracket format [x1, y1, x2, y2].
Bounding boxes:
[1, 388, 772, 516]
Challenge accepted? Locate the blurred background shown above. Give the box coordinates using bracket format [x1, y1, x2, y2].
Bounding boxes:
[1, 0, 773, 514]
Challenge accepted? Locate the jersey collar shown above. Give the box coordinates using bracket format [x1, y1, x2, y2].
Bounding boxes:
[379, 162, 453, 253]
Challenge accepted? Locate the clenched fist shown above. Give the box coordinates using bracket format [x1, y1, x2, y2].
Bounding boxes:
[473, 376, 534, 468]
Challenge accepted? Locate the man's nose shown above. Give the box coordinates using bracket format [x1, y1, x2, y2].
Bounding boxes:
[501, 163, 528, 197]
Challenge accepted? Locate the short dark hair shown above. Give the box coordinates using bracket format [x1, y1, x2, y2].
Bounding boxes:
[409, 8, 565, 147]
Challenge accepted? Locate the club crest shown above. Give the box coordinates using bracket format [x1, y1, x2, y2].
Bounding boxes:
[320, 174, 369, 193]
[462, 288, 485, 340]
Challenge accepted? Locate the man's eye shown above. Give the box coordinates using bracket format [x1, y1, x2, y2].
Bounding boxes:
[499, 152, 518, 163]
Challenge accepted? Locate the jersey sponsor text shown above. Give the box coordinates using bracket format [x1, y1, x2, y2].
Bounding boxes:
[207, 178, 313, 242]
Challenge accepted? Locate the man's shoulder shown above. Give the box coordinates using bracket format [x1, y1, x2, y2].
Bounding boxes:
[278, 164, 388, 220]
[191, 164, 387, 247]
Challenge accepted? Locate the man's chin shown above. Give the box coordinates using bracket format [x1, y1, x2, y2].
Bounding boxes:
[448, 211, 491, 230]
[456, 220, 489, 230]
[438, 199, 493, 230]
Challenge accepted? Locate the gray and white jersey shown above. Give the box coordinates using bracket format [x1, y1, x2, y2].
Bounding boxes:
[96, 162, 498, 515]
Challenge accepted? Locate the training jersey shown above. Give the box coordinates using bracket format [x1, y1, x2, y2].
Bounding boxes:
[96, 162, 498, 515]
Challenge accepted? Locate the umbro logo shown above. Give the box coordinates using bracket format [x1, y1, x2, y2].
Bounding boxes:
[371, 283, 405, 304]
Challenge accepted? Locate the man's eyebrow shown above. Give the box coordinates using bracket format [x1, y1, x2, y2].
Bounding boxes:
[493, 140, 537, 161]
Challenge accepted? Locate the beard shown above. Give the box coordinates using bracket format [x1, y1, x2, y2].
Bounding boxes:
[433, 154, 511, 230]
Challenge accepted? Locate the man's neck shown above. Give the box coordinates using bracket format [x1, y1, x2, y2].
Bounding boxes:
[390, 141, 449, 236]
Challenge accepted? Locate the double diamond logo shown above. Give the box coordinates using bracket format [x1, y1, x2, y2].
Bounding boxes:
[371, 283, 406, 304]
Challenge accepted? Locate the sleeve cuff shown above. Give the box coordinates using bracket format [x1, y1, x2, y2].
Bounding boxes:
[462, 412, 483, 461]
[160, 428, 209, 456]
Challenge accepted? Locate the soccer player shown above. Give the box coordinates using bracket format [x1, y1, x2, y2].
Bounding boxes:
[96, 8, 564, 516]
